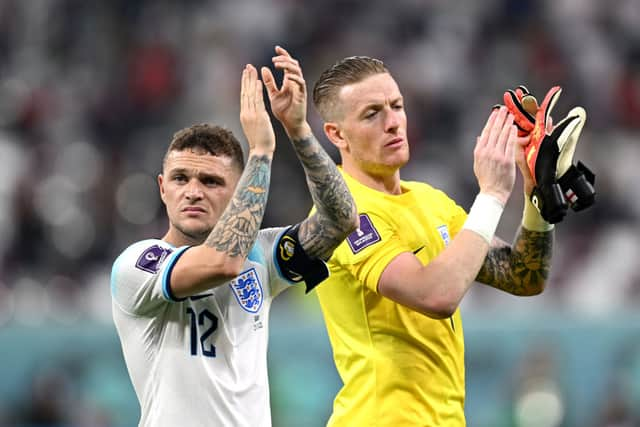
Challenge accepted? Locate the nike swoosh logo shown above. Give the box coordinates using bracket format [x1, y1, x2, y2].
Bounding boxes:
[413, 246, 425, 254]
[189, 293, 213, 301]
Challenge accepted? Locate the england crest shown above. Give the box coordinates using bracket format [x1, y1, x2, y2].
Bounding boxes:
[229, 268, 264, 313]
[437, 224, 451, 246]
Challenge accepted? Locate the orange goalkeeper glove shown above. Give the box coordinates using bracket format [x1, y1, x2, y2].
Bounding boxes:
[503, 86, 596, 222]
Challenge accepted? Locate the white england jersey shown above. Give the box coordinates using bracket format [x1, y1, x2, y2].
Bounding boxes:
[111, 227, 299, 427]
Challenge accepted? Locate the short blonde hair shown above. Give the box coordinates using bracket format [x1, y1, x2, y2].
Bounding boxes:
[312, 56, 388, 121]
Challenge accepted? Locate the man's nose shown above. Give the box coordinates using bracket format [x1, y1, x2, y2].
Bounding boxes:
[385, 109, 401, 132]
[185, 180, 204, 200]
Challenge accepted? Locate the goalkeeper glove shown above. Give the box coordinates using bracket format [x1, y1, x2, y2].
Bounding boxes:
[503, 86, 596, 221]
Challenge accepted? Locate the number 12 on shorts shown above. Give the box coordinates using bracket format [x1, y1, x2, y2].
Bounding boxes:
[186, 308, 218, 357]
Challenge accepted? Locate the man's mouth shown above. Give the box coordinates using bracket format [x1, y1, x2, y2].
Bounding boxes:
[385, 137, 405, 147]
[182, 206, 206, 213]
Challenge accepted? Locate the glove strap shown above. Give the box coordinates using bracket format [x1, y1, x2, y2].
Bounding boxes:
[530, 182, 568, 224]
[557, 161, 596, 212]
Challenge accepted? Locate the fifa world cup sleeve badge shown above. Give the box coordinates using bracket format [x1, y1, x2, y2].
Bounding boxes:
[136, 245, 173, 274]
[346, 213, 381, 254]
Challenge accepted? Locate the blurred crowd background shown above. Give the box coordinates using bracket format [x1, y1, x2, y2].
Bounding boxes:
[0, 0, 639, 426]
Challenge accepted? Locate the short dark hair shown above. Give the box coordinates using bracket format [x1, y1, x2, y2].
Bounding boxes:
[312, 56, 388, 121]
[163, 124, 245, 171]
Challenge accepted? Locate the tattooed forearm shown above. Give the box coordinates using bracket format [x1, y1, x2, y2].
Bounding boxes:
[291, 134, 357, 259]
[205, 154, 271, 257]
[475, 227, 553, 296]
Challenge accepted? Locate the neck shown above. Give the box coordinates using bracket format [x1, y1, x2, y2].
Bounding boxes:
[342, 158, 402, 195]
[162, 227, 206, 247]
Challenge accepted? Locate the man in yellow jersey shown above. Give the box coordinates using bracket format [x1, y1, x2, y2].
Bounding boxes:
[310, 56, 560, 426]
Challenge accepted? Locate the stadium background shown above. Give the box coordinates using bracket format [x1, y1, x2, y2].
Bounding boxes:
[0, 0, 639, 426]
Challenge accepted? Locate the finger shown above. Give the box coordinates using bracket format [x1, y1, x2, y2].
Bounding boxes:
[515, 135, 530, 149]
[241, 65, 250, 113]
[272, 53, 298, 63]
[273, 60, 303, 79]
[546, 115, 554, 134]
[276, 59, 306, 95]
[479, 109, 499, 146]
[487, 106, 508, 146]
[496, 113, 514, 154]
[505, 124, 517, 159]
[282, 72, 306, 92]
[254, 78, 265, 112]
[246, 64, 258, 112]
[274, 45, 291, 58]
[261, 66, 279, 99]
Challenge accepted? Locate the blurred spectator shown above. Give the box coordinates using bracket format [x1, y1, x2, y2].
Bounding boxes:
[511, 344, 567, 427]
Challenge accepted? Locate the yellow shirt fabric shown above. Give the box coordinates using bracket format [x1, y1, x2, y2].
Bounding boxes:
[316, 170, 468, 427]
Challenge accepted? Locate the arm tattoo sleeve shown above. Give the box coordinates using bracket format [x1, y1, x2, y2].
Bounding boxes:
[205, 154, 271, 257]
[475, 227, 553, 296]
[291, 135, 357, 260]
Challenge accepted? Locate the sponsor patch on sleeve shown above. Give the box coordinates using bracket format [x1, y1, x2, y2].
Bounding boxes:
[135, 245, 173, 274]
[347, 214, 381, 254]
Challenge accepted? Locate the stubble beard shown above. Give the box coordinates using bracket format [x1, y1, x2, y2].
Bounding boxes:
[173, 221, 212, 246]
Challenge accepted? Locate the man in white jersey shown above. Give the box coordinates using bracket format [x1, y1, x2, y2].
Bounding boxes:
[110, 46, 358, 427]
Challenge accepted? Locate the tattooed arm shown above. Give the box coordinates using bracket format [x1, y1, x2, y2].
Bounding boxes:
[287, 128, 358, 260]
[476, 227, 553, 296]
[168, 64, 276, 298]
[263, 46, 358, 260]
[475, 102, 556, 296]
[205, 154, 271, 257]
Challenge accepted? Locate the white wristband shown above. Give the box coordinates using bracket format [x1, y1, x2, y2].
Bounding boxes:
[522, 195, 554, 232]
[462, 193, 505, 244]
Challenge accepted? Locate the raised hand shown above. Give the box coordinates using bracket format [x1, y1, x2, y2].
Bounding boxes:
[240, 64, 276, 155]
[504, 86, 595, 222]
[473, 107, 518, 206]
[261, 45, 309, 138]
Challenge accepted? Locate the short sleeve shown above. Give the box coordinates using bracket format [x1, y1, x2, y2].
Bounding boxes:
[447, 200, 468, 239]
[331, 213, 410, 294]
[253, 228, 299, 297]
[110, 240, 190, 316]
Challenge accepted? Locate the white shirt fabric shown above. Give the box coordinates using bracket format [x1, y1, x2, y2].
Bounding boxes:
[111, 227, 294, 427]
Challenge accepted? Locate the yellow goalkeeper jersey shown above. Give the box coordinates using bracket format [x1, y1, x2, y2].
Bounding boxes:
[316, 169, 468, 427]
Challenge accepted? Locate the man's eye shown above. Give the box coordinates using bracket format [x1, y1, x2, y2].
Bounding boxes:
[365, 110, 377, 119]
[174, 175, 187, 182]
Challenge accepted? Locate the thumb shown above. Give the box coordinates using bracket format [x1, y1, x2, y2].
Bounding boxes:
[555, 107, 586, 178]
[521, 95, 538, 116]
[261, 66, 279, 100]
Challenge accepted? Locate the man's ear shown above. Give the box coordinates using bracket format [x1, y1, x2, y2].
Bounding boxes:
[324, 122, 348, 151]
[158, 174, 166, 203]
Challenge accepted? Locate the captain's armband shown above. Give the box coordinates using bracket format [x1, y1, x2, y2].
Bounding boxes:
[276, 225, 329, 293]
